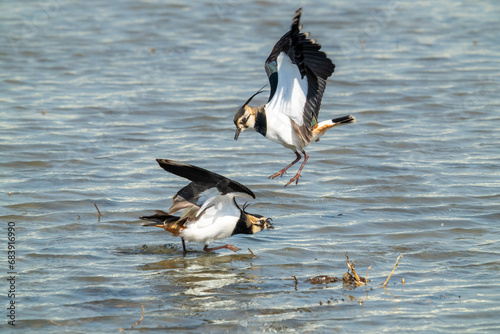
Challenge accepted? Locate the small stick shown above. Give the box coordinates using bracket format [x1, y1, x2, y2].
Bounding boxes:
[131, 305, 145, 329]
[292, 275, 298, 290]
[365, 265, 372, 285]
[248, 248, 255, 256]
[94, 202, 102, 217]
[383, 254, 403, 286]
[345, 253, 364, 285]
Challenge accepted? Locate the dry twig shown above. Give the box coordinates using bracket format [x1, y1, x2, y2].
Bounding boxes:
[131, 305, 145, 329]
[383, 254, 403, 286]
[345, 253, 365, 285]
[94, 202, 102, 221]
[365, 265, 372, 286]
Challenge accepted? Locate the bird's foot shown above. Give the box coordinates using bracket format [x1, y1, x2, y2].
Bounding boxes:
[285, 172, 302, 187]
[269, 152, 303, 181]
[224, 244, 240, 252]
[268, 169, 287, 179]
[204, 244, 240, 252]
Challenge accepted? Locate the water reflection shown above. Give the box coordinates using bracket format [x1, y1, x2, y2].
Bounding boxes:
[137, 246, 258, 296]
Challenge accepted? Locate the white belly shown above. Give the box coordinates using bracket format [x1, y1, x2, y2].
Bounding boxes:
[180, 202, 239, 245]
[264, 52, 309, 151]
[265, 111, 305, 151]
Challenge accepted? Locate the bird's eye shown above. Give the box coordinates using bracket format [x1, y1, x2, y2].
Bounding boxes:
[241, 116, 248, 124]
[259, 219, 265, 224]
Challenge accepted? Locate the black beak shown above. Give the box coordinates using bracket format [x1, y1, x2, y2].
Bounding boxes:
[266, 218, 274, 229]
[234, 128, 242, 140]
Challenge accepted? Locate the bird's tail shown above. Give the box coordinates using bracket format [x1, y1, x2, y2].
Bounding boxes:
[312, 115, 356, 142]
[331, 115, 356, 125]
[140, 210, 184, 236]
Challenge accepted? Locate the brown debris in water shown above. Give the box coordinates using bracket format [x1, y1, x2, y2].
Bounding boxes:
[306, 253, 367, 286]
[344, 253, 367, 286]
[304, 253, 403, 288]
[307, 275, 341, 284]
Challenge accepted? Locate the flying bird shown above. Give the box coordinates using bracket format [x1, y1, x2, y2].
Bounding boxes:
[234, 8, 356, 186]
[140, 159, 273, 254]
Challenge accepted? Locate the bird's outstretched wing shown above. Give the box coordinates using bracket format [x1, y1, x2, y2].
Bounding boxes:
[155, 159, 255, 216]
[264, 8, 335, 143]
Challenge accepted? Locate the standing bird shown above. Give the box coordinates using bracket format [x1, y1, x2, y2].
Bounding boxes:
[234, 8, 356, 186]
[140, 159, 273, 254]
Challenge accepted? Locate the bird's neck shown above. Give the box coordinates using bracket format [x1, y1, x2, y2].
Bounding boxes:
[232, 211, 253, 235]
[253, 105, 267, 137]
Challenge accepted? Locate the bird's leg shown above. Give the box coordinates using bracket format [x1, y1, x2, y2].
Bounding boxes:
[181, 238, 187, 255]
[269, 151, 302, 179]
[285, 151, 309, 186]
[203, 244, 240, 252]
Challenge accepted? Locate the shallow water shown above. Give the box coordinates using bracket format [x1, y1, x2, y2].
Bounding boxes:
[1, 0, 500, 332]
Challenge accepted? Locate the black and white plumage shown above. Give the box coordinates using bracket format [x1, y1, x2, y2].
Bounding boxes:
[140, 159, 273, 254]
[234, 8, 356, 186]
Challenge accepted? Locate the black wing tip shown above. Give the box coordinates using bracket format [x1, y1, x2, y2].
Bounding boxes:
[156, 158, 186, 168]
[291, 8, 303, 33]
[248, 189, 256, 199]
[217, 177, 256, 199]
[155, 158, 220, 180]
[295, 8, 303, 19]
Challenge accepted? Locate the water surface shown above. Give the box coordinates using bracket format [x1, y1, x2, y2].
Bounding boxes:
[1, 0, 500, 332]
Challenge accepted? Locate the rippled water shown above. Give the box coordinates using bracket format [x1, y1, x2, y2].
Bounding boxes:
[2, 0, 500, 332]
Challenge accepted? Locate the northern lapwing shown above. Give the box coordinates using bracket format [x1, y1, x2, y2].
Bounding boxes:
[233, 8, 356, 186]
[140, 159, 273, 254]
